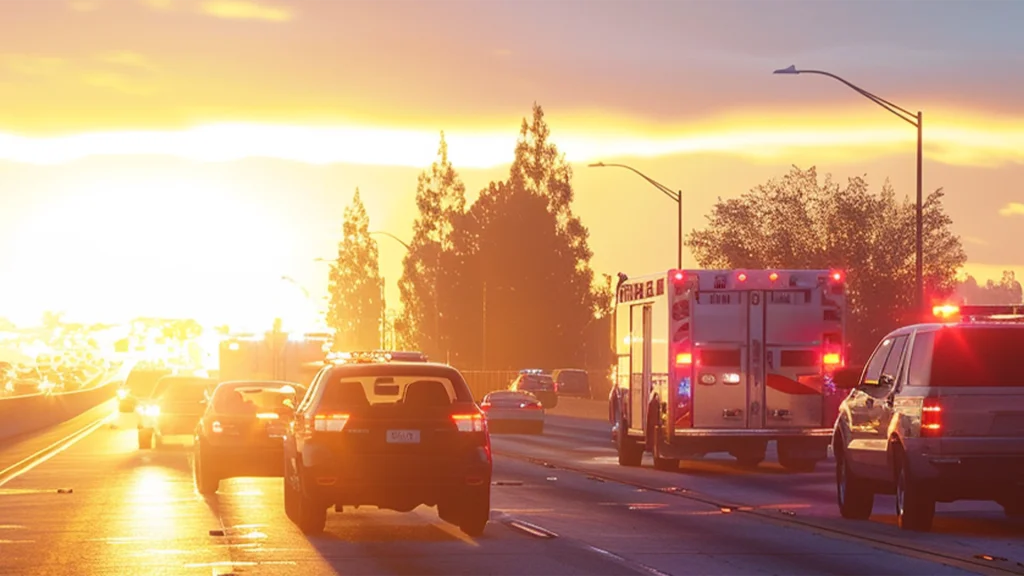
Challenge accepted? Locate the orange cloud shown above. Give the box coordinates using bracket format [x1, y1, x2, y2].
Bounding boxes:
[998, 202, 1024, 217]
[141, 0, 174, 10]
[199, 0, 292, 22]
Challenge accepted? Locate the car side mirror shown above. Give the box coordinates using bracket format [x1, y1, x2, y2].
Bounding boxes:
[831, 367, 862, 390]
[878, 373, 896, 388]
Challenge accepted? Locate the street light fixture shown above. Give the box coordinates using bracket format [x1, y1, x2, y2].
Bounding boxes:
[588, 162, 683, 269]
[773, 65, 924, 313]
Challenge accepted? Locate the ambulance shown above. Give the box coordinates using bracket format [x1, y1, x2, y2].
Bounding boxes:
[609, 269, 847, 472]
[219, 331, 333, 386]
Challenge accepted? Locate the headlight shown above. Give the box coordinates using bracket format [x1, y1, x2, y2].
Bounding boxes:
[137, 404, 160, 417]
[117, 388, 129, 399]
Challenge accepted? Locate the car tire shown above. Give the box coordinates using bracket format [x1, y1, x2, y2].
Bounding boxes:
[283, 471, 299, 521]
[449, 487, 490, 537]
[137, 428, 153, 450]
[835, 448, 873, 520]
[291, 465, 326, 535]
[896, 452, 935, 531]
[194, 443, 219, 496]
[616, 419, 643, 467]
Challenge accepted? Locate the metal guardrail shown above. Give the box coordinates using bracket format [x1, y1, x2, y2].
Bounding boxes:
[0, 370, 117, 441]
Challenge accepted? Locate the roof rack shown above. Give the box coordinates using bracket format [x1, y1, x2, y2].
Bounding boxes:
[932, 304, 1024, 323]
[326, 350, 429, 364]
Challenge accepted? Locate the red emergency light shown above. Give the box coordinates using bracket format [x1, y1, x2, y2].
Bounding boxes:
[737, 272, 748, 283]
[829, 270, 844, 283]
[672, 271, 685, 284]
[675, 352, 693, 366]
[822, 352, 841, 366]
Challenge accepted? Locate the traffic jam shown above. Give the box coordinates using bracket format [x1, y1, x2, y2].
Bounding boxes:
[94, 269, 1021, 545]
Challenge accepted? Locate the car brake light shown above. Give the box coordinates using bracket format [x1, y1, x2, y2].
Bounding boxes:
[314, 413, 350, 432]
[452, 413, 485, 432]
[479, 402, 491, 412]
[521, 402, 543, 410]
[921, 399, 942, 437]
[211, 421, 223, 434]
[823, 352, 841, 366]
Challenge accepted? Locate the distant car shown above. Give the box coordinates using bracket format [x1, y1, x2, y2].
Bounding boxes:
[833, 305, 1024, 531]
[480, 390, 544, 434]
[137, 375, 217, 449]
[551, 369, 591, 399]
[118, 367, 173, 414]
[509, 371, 558, 408]
[193, 380, 305, 495]
[283, 357, 491, 536]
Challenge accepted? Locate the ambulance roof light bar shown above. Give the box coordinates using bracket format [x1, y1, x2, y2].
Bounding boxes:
[326, 350, 429, 364]
[932, 304, 1024, 323]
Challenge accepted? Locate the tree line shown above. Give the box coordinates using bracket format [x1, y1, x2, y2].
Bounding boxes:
[326, 105, 971, 370]
[327, 104, 611, 371]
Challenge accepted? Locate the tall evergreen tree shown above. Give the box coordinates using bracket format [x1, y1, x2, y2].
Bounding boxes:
[327, 188, 383, 351]
[396, 133, 467, 358]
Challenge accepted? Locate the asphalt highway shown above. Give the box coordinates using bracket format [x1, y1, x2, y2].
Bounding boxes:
[0, 408, 1021, 576]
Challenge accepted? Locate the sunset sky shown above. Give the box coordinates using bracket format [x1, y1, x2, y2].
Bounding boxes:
[1, 0, 1023, 329]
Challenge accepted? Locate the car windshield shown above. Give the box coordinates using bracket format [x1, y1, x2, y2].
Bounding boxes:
[929, 327, 1024, 387]
[213, 384, 299, 414]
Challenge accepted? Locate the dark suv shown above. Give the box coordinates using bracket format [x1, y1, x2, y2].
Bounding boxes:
[832, 305, 1024, 531]
[283, 358, 491, 536]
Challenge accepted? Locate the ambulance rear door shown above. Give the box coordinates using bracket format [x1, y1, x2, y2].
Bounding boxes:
[762, 284, 826, 429]
[691, 285, 751, 429]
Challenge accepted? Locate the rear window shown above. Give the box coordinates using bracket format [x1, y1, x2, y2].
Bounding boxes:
[214, 384, 300, 414]
[924, 328, 1024, 387]
[556, 371, 589, 386]
[319, 375, 462, 409]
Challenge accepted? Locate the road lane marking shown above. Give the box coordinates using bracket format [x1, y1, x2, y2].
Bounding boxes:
[0, 414, 111, 487]
[503, 518, 559, 539]
[584, 545, 673, 576]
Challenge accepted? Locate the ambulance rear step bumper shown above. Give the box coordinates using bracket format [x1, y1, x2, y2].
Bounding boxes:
[672, 428, 832, 438]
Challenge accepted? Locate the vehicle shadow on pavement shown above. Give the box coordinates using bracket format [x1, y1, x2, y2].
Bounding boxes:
[873, 512, 1024, 537]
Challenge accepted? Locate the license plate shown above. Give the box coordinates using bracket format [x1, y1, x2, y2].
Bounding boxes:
[386, 430, 420, 444]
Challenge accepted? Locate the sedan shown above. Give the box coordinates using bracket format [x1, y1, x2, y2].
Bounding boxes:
[480, 390, 544, 434]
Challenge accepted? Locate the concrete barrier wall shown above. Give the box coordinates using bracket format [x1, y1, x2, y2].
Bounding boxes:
[0, 371, 116, 441]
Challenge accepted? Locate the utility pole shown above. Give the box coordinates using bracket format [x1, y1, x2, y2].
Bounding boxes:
[481, 281, 487, 370]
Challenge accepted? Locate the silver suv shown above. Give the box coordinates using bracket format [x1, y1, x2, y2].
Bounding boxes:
[831, 305, 1024, 531]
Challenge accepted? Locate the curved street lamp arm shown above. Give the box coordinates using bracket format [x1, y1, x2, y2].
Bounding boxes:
[589, 162, 680, 202]
[791, 69, 918, 127]
[368, 230, 413, 251]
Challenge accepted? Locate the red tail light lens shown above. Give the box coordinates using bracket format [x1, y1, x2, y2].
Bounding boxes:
[921, 399, 942, 437]
[675, 352, 693, 366]
[521, 402, 543, 410]
[479, 402, 491, 412]
[822, 352, 841, 366]
[313, 413, 350, 432]
[452, 413, 485, 432]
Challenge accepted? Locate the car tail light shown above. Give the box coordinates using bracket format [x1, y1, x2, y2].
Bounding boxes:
[479, 402, 491, 412]
[521, 401, 543, 410]
[211, 420, 223, 434]
[823, 352, 841, 366]
[452, 413, 485, 432]
[921, 399, 942, 437]
[313, 413, 350, 432]
[675, 351, 693, 366]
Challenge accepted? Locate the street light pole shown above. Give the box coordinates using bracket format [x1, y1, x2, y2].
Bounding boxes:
[773, 65, 924, 314]
[588, 162, 683, 269]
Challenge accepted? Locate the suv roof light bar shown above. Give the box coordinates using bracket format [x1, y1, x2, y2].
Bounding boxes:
[325, 350, 429, 364]
[933, 304, 1024, 323]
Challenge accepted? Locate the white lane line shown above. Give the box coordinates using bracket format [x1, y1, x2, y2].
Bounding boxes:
[585, 545, 673, 576]
[0, 414, 111, 487]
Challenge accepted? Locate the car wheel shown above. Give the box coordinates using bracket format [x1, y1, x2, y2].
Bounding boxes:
[291, 465, 326, 535]
[451, 486, 490, 537]
[137, 428, 153, 450]
[194, 443, 219, 496]
[896, 452, 935, 531]
[835, 448, 873, 520]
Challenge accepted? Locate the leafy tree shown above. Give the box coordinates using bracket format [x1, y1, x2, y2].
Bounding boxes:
[396, 133, 467, 358]
[446, 104, 602, 370]
[686, 165, 965, 363]
[956, 271, 1023, 304]
[327, 188, 384, 351]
